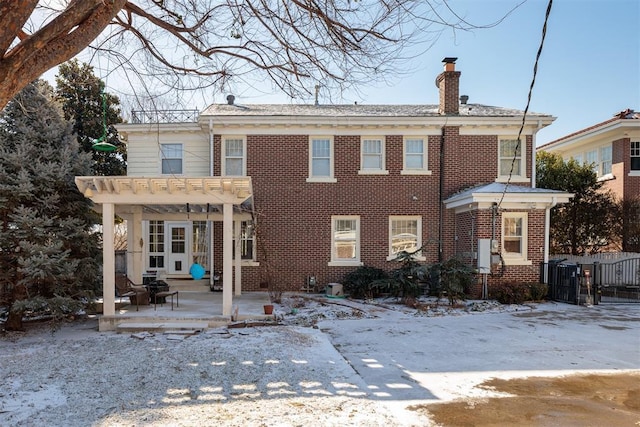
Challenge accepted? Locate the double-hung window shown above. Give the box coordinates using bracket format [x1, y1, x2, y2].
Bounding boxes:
[572, 154, 583, 165]
[329, 216, 361, 266]
[233, 221, 256, 261]
[600, 146, 612, 176]
[308, 137, 336, 182]
[402, 137, 430, 175]
[502, 212, 529, 265]
[161, 144, 183, 175]
[388, 216, 423, 260]
[498, 138, 526, 181]
[359, 137, 387, 174]
[223, 137, 246, 176]
[631, 141, 640, 173]
[586, 149, 598, 175]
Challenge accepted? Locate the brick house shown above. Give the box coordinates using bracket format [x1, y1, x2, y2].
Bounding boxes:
[76, 58, 572, 317]
[537, 109, 640, 201]
[538, 109, 640, 250]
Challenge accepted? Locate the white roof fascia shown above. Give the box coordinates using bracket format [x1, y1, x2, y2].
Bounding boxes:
[541, 120, 640, 151]
[445, 191, 573, 212]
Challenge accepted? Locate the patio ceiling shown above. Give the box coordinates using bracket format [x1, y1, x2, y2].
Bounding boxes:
[75, 176, 254, 218]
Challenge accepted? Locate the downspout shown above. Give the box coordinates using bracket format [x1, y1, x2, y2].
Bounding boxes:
[208, 118, 214, 288]
[543, 197, 556, 283]
[438, 126, 445, 263]
[531, 120, 543, 188]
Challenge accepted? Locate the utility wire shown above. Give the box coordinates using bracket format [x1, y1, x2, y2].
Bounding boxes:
[497, 0, 553, 209]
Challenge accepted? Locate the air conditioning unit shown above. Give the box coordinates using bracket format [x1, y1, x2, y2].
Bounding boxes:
[325, 283, 343, 296]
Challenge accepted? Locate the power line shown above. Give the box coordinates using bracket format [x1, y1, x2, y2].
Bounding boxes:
[497, 0, 553, 209]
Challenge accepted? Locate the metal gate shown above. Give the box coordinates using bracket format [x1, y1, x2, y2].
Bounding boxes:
[594, 258, 640, 303]
[541, 258, 640, 304]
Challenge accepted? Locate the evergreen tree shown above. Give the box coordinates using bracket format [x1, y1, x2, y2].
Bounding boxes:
[536, 151, 620, 255]
[56, 59, 126, 176]
[0, 81, 102, 331]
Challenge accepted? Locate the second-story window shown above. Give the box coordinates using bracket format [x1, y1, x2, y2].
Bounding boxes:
[586, 149, 598, 174]
[402, 137, 430, 175]
[572, 154, 583, 165]
[600, 146, 612, 176]
[308, 136, 336, 182]
[223, 137, 246, 176]
[631, 141, 640, 171]
[360, 137, 387, 174]
[161, 144, 183, 175]
[498, 138, 525, 181]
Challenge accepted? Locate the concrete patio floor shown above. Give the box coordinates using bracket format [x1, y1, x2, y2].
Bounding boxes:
[99, 279, 273, 332]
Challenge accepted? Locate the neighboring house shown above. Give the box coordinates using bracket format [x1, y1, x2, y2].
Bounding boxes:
[76, 58, 572, 319]
[537, 109, 640, 201]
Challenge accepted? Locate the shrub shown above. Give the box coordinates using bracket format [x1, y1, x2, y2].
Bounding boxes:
[528, 282, 549, 301]
[489, 282, 530, 305]
[342, 266, 389, 299]
[432, 257, 474, 304]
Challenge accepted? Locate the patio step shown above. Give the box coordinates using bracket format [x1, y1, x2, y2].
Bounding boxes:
[116, 321, 210, 333]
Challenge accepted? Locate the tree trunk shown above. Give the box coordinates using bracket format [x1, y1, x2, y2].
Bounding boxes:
[5, 308, 24, 331]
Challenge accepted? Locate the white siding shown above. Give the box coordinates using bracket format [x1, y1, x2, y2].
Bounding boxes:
[127, 128, 209, 176]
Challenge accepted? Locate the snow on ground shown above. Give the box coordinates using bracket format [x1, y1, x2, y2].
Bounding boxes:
[0, 296, 638, 426]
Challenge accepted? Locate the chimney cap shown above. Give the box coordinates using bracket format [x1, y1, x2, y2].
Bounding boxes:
[442, 57, 458, 64]
[226, 94, 235, 105]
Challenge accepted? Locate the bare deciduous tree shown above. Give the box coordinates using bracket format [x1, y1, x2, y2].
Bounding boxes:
[0, 0, 523, 110]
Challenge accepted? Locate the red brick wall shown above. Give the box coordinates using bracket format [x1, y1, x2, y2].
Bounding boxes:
[455, 207, 546, 297]
[210, 128, 541, 293]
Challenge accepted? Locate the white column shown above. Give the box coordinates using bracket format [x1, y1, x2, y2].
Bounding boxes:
[222, 203, 233, 315]
[131, 207, 143, 283]
[234, 219, 242, 296]
[102, 203, 116, 316]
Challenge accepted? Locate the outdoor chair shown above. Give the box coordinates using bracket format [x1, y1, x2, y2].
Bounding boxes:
[115, 275, 150, 311]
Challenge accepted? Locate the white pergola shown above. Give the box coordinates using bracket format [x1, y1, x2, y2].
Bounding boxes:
[75, 176, 253, 317]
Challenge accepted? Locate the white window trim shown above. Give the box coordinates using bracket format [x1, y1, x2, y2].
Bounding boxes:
[307, 136, 337, 183]
[501, 212, 531, 266]
[160, 143, 183, 175]
[630, 141, 640, 176]
[328, 215, 362, 266]
[221, 135, 247, 177]
[599, 145, 612, 176]
[233, 220, 258, 265]
[358, 136, 389, 175]
[401, 137, 431, 175]
[387, 215, 425, 261]
[497, 137, 528, 183]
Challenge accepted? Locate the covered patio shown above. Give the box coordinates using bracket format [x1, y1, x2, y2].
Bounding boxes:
[98, 279, 273, 332]
[75, 176, 256, 331]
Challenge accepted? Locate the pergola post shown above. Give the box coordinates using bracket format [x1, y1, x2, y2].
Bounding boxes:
[102, 203, 116, 316]
[222, 202, 233, 315]
[131, 206, 144, 283]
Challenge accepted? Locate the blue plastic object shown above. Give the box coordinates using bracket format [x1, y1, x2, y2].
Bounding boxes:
[190, 263, 205, 280]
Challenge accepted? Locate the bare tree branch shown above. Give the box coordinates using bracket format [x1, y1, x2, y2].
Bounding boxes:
[0, 0, 526, 110]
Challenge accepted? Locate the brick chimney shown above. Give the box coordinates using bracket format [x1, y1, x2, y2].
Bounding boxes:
[436, 57, 461, 115]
